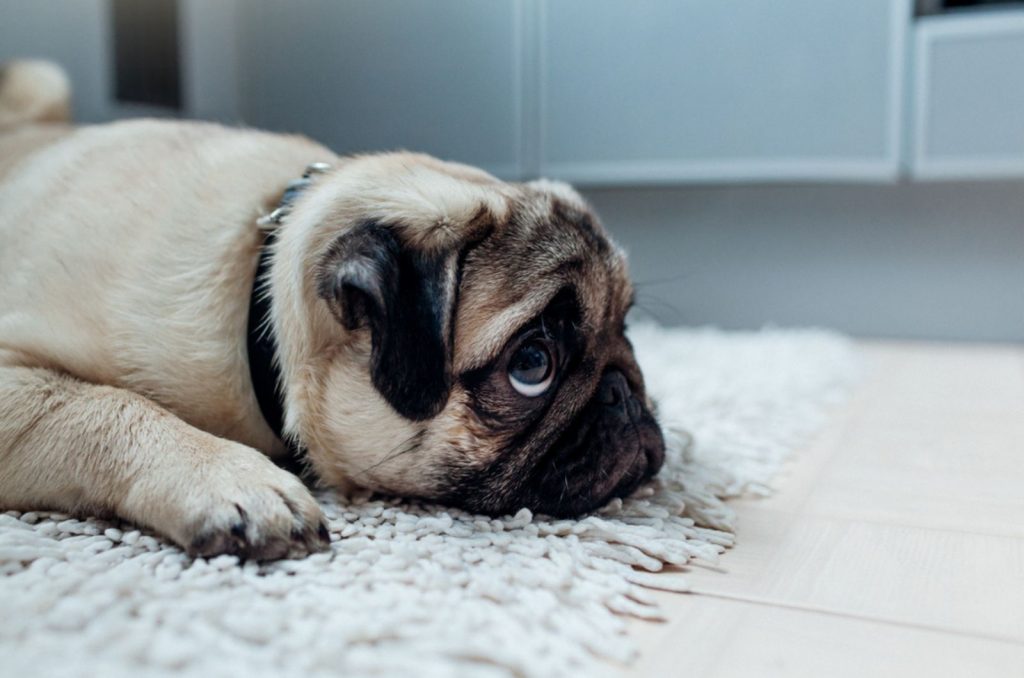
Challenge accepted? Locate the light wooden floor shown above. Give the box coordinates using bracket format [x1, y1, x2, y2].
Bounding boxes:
[620, 341, 1024, 677]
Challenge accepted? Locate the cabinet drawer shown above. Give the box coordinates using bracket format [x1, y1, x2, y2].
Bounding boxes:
[912, 11, 1024, 180]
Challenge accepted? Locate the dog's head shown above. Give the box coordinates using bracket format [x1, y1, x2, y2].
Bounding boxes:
[270, 153, 664, 517]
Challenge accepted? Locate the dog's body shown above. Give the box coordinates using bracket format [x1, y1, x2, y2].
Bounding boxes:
[1, 106, 336, 557]
[0, 62, 664, 559]
[0, 119, 323, 453]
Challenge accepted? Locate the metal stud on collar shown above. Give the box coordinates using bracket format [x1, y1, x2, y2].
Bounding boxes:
[303, 161, 332, 177]
[257, 161, 333, 230]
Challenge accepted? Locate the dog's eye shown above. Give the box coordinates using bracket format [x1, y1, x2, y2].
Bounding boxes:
[508, 340, 555, 397]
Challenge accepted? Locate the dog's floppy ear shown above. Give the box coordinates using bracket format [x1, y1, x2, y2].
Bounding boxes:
[316, 221, 456, 421]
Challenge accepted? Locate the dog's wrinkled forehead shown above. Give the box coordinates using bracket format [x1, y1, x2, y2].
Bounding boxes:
[318, 153, 512, 249]
[304, 152, 631, 372]
[453, 179, 632, 373]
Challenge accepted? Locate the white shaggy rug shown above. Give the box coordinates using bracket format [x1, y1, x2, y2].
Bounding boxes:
[0, 325, 857, 678]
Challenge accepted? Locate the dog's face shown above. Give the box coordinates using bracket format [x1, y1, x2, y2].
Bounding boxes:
[272, 153, 664, 517]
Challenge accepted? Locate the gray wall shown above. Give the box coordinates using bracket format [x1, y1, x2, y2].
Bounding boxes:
[588, 181, 1024, 343]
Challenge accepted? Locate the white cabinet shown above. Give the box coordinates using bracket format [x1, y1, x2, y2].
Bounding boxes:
[911, 11, 1024, 180]
[234, 0, 912, 185]
[537, 0, 911, 185]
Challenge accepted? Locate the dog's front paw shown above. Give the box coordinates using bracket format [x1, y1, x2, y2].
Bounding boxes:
[157, 444, 330, 560]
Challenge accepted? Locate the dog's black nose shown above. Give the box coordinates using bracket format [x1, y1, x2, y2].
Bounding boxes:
[597, 369, 631, 408]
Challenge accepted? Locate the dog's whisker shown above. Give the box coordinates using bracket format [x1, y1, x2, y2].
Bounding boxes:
[350, 430, 425, 479]
[632, 272, 691, 288]
[632, 294, 685, 325]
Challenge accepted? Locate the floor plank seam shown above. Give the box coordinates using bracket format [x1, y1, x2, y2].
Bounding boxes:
[799, 511, 1024, 541]
[686, 589, 1024, 647]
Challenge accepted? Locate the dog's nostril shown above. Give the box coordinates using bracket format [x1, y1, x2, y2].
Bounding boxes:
[598, 386, 619, 406]
[597, 370, 630, 407]
[625, 395, 641, 420]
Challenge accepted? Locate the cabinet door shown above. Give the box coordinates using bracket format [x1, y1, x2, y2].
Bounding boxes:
[239, 0, 522, 179]
[911, 11, 1024, 180]
[539, 0, 909, 184]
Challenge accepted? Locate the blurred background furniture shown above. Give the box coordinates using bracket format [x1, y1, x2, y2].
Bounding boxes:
[1, 0, 1021, 341]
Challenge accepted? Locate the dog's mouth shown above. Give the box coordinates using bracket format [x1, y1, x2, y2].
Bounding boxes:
[440, 369, 665, 518]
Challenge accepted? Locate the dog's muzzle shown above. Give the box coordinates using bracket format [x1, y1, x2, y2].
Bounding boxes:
[521, 368, 665, 517]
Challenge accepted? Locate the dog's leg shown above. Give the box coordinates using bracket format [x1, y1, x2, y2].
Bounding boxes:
[0, 365, 328, 559]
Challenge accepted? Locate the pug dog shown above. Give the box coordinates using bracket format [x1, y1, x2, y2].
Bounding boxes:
[0, 61, 664, 559]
